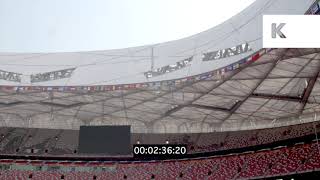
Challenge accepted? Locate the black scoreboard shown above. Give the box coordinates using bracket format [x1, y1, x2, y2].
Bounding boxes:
[78, 125, 131, 155]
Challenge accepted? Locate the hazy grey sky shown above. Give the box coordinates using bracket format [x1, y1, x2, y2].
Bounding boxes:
[0, 0, 255, 53]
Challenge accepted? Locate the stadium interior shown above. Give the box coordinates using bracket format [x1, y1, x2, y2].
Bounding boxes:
[1, 0, 320, 179]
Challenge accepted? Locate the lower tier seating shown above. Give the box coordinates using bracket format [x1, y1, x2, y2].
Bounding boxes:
[0, 142, 319, 180]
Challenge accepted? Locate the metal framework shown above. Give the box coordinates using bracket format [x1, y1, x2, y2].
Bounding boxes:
[1, 48, 320, 133]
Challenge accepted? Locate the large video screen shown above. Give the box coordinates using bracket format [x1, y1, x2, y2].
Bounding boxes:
[78, 125, 131, 155]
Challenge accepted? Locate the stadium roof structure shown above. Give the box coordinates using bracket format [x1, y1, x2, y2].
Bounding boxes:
[0, 0, 320, 133]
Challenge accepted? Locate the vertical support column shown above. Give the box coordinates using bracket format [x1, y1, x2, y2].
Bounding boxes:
[151, 46, 154, 72]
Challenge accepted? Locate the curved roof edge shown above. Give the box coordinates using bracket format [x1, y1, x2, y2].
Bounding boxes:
[0, 0, 315, 87]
